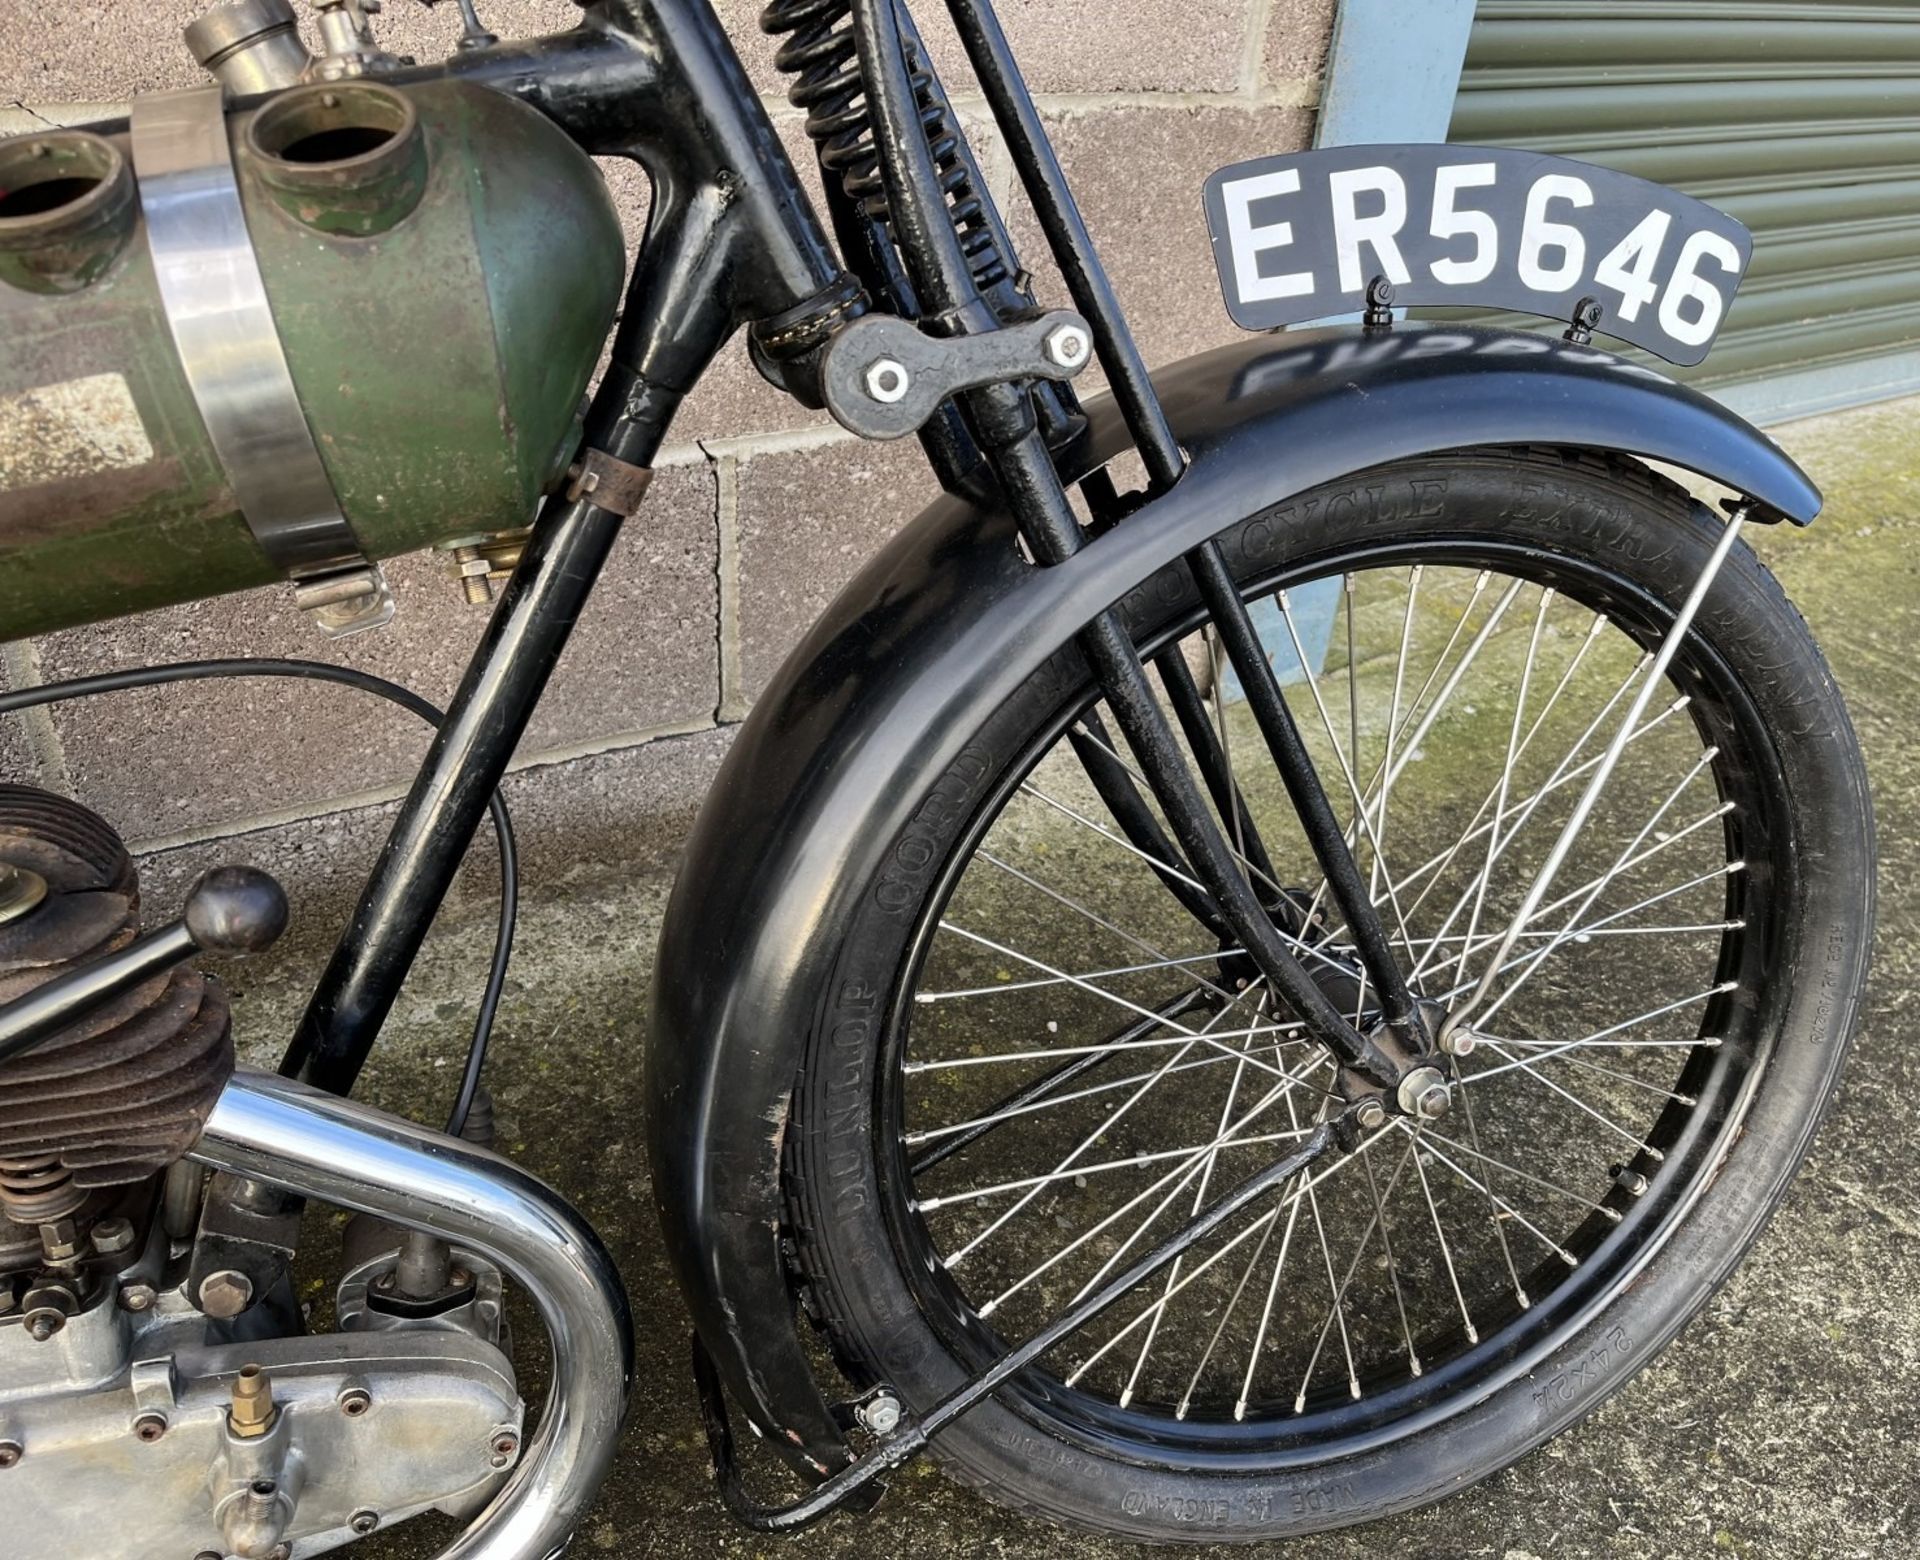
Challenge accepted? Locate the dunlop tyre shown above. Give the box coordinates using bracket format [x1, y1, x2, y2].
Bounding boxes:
[783, 446, 1873, 1541]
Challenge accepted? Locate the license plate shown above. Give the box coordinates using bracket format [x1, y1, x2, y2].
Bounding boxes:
[1202, 144, 1752, 366]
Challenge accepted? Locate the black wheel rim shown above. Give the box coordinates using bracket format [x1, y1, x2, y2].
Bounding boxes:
[873, 534, 1791, 1470]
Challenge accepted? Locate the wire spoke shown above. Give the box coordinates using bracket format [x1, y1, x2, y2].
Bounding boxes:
[1286, 1136, 1420, 1411]
[1416, 1122, 1621, 1221]
[897, 544, 1761, 1426]
[917, 1125, 1314, 1211]
[1276, 590, 1422, 965]
[1459, 983, 1734, 1086]
[1402, 1123, 1582, 1266]
[981, 1040, 1334, 1310]
[916, 947, 1239, 1003]
[941, 987, 1268, 1272]
[1062, 1126, 1391, 1390]
[1410, 1127, 1480, 1345]
[1453, 513, 1746, 1027]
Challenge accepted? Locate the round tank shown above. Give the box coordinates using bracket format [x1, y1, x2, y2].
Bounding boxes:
[0, 77, 626, 640]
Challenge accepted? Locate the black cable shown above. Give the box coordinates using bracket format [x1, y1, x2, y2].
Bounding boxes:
[0, 657, 515, 1137]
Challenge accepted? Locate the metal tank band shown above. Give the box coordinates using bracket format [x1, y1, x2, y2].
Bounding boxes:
[128, 86, 393, 636]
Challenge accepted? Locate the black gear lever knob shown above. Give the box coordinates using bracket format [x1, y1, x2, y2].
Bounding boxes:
[0, 864, 289, 1066]
[183, 866, 290, 956]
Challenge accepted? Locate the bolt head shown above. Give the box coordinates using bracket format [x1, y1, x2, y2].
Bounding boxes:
[39, 1219, 80, 1264]
[859, 1393, 903, 1437]
[119, 1282, 157, 1313]
[863, 358, 911, 405]
[0, 1441, 21, 1469]
[351, 1510, 380, 1536]
[1044, 322, 1093, 371]
[133, 1412, 168, 1443]
[24, 1310, 64, 1342]
[1396, 1065, 1451, 1122]
[197, 1269, 255, 1319]
[1438, 1023, 1477, 1058]
[92, 1216, 135, 1255]
[1352, 1098, 1387, 1132]
[490, 1431, 521, 1469]
[339, 1386, 373, 1417]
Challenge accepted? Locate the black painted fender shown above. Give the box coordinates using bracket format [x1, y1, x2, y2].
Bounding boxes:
[644, 324, 1820, 1479]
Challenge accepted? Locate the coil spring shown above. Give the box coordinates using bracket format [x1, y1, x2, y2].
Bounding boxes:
[762, 0, 1012, 298]
[0, 1151, 80, 1226]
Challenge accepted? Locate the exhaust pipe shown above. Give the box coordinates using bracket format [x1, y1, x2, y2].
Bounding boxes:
[190, 1069, 634, 1560]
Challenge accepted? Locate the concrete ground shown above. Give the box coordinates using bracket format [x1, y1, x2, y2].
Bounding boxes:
[162, 395, 1919, 1559]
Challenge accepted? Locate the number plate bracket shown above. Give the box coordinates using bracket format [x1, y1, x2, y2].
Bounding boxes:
[1203, 144, 1752, 367]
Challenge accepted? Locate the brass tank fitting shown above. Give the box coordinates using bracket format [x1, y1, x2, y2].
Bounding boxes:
[228, 1363, 278, 1439]
[439, 530, 530, 605]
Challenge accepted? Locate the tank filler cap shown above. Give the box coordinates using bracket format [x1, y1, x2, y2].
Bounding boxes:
[186, 0, 315, 95]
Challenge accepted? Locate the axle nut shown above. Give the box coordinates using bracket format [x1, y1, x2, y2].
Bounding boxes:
[863, 358, 911, 405]
[1396, 1065, 1451, 1122]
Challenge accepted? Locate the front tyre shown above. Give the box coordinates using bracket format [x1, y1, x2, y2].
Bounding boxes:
[784, 447, 1872, 1541]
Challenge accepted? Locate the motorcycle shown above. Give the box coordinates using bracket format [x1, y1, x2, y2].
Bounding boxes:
[0, 0, 1875, 1552]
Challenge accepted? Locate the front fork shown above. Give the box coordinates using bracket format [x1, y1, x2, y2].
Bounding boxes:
[846, 0, 1436, 1107]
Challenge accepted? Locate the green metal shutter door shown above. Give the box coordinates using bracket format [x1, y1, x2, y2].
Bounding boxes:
[1448, 1, 1920, 413]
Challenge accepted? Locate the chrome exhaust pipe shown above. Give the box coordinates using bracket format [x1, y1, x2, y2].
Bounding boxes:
[190, 1070, 634, 1560]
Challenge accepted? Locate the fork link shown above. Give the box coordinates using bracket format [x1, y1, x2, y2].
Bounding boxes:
[1072, 608, 1401, 1090]
[1154, 646, 1286, 909]
[1184, 542, 1429, 1057]
[1067, 714, 1233, 940]
[993, 417, 1398, 1089]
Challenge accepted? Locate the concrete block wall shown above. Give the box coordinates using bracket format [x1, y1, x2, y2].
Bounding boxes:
[0, 0, 1333, 873]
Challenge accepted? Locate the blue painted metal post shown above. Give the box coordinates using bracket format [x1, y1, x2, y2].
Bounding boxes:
[1229, 0, 1476, 699]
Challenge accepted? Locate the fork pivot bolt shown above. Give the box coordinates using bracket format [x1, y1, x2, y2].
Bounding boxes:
[864, 359, 910, 404]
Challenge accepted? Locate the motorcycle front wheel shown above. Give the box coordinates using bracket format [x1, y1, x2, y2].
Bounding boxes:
[783, 445, 1872, 1541]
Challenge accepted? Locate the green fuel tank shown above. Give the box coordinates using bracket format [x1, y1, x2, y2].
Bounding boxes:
[0, 76, 625, 639]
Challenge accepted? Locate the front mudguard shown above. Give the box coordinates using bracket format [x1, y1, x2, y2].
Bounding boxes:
[645, 324, 1820, 1479]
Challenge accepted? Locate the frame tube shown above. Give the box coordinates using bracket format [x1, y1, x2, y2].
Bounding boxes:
[281, 498, 627, 1091]
[283, 0, 858, 1093]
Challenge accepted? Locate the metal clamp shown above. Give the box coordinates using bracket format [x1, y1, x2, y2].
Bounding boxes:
[563, 448, 654, 517]
[820, 310, 1094, 440]
[130, 87, 394, 637]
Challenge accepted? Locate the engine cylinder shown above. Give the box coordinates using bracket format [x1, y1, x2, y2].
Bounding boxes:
[0, 785, 233, 1252]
